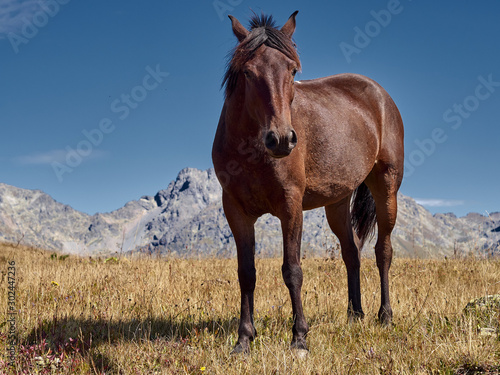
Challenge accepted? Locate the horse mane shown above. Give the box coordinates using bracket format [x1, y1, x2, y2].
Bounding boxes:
[222, 13, 301, 98]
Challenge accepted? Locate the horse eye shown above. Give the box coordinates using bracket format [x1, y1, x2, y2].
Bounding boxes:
[243, 70, 251, 79]
[291, 68, 298, 77]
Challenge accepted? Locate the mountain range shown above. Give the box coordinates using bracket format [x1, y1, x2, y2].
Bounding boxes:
[1, 167, 499, 258]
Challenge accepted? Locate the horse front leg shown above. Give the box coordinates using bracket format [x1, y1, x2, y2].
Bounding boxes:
[280, 202, 309, 352]
[223, 193, 257, 354]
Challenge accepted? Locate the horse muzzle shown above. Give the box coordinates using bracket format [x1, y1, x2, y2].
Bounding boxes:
[264, 129, 298, 158]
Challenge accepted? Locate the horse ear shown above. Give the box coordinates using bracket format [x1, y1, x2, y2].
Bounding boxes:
[281, 10, 298, 38]
[228, 15, 249, 42]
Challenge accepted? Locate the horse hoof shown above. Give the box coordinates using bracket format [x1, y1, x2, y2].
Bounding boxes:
[348, 309, 365, 324]
[230, 342, 250, 355]
[292, 348, 309, 360]
[379, 317, 393, 327]
[378, 307, 393, 326]
[290, 339, 308, 353]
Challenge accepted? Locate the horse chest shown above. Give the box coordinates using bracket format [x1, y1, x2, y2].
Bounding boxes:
[223, 169, 279, 216]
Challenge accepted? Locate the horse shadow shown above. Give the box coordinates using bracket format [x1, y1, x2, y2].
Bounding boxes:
[24, 315, 238, 372]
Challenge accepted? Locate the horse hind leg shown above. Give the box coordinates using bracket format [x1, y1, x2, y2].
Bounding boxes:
[325, 198, 364, 321]
[365, 162, 402, 325]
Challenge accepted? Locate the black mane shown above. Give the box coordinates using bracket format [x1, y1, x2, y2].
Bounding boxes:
[249, 13, 278, 30]
[222, 13, 300, 98]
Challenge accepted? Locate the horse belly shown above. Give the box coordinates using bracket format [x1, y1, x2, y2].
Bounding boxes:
[301, 128, 377, 210]
[295, 94, 379, 210]
[302, 175, 361, 210]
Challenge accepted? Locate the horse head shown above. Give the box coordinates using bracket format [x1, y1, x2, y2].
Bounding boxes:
[225, 12, 301, 158]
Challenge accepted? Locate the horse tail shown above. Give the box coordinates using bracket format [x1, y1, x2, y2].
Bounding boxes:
[350, 182, 377, 249]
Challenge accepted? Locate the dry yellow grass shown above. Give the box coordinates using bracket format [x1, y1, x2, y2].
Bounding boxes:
[1, 242, 499, 374]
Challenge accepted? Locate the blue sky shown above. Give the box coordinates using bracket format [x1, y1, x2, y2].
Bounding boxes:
[1, 0, 499, 217]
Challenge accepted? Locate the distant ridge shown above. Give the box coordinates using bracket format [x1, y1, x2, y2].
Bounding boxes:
[1, 168, 499, 257]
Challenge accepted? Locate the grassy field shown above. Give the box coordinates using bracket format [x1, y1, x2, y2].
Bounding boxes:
[0, 242, 499, 374]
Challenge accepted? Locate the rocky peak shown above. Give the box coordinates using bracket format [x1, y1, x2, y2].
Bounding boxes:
[1, 169, 499, 258]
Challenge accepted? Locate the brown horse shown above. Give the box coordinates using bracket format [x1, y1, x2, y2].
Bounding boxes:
[212, 11, 404, 354]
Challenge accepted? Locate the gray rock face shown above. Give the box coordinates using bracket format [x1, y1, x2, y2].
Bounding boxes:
[1, 168, 499, 258]
[0, 183, 90, 251]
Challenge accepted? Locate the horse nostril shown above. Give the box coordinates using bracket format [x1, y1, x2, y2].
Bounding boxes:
[289, 130, 298, 147]
[265, 131, 279, 151]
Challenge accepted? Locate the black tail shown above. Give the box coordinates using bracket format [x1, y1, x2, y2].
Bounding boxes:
[350, 182, 377, 249]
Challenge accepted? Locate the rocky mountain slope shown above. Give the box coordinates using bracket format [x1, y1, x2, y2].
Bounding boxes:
[1, 168, 499, 258]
